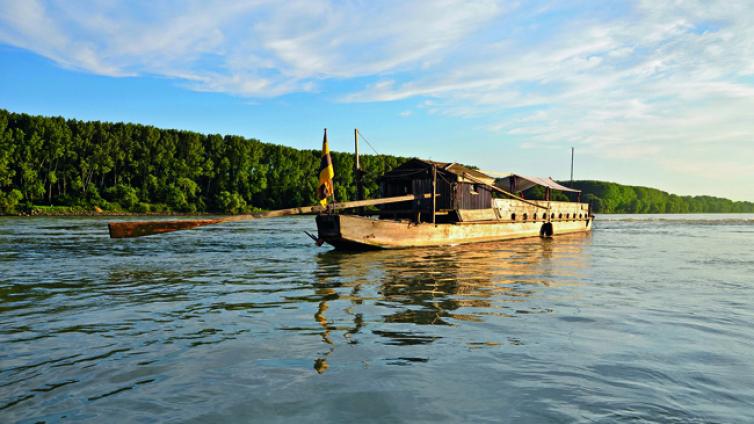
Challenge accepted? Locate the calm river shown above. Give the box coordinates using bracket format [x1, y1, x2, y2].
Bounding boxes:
[1, 214, 753, 423]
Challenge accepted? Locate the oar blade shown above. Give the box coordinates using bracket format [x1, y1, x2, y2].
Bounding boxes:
[108, 219, 223, 238]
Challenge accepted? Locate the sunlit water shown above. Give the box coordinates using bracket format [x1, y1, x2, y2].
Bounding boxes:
[1, 214, 753, 423]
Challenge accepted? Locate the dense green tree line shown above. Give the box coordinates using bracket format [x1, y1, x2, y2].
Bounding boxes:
[523, 181, 754, 213]
[0, 109, 404, 214]
[1, 109, 752, 214]
[570, 181, 754, 213]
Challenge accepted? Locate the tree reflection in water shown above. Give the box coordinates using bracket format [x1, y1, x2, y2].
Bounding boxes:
[310, 233, 590, 373]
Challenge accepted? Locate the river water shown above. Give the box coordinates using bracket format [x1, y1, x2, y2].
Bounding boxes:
[1, 214, 753, 423]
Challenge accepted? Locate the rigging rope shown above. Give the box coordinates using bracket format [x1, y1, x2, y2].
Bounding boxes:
[356, 131, 380, 156]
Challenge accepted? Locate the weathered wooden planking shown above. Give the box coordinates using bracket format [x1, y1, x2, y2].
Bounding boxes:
[317, 213, 593, 249]
[108, 219, 224, 238]
[456, 208, 498, 222]
[492, 199, 589, 222]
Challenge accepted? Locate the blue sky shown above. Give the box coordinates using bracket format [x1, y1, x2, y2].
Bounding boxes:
[1, 0, 753, 200]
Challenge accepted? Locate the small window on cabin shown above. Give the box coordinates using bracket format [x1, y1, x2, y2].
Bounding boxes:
[566, 213, 570, 219]
[558, 213, 563, 219]
[523, 213, 528, 221]
[511, 213, 516, 221]
[551, 213, 555, 219]
[470, 184, 479, 195]
[533, 213, 538, 220]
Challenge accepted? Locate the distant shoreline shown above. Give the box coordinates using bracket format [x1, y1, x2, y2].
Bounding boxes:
[4, 210, 754, 218]
[3, 211, 216, 217]
[1, 203, 261, 217]
[3, 109, 753, 217]
[1, 205, 218, 217]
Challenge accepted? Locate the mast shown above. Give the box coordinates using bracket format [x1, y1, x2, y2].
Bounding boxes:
[354, 129, 364, 202]
[570, 146, 574, 183]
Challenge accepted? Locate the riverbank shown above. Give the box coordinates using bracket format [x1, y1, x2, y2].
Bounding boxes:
[5, 205, 217, 217]
[6, 206, 754, 218]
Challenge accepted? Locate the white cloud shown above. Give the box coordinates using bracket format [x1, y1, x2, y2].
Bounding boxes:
[342, 1, 754, 194]
[0, 0, 128, 76]
[0, 0, 503, 95]
[2, 0, 754, 197]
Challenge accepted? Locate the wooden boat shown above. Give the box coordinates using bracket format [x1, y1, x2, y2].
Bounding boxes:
[108, 130, 592, 248]
[315, 159, 592, 250]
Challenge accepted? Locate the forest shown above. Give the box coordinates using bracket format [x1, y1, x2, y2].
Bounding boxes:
[524, 182, 754, 213]
[1, 109, 753, 215]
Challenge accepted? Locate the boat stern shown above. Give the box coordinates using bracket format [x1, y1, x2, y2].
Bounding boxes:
[315, 214, 382, 250]
[316, 214, 341, 240]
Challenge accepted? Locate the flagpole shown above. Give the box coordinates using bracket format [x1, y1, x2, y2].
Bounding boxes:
[318, 128, 336, 213]
[326, 128, 336, 211]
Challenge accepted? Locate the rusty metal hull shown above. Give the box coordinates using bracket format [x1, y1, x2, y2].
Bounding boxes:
[316, 214, 593, 250]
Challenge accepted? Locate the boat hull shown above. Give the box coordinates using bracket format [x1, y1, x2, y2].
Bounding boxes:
[316, 214, 593, 250]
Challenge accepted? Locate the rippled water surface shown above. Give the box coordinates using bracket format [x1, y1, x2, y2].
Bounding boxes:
[1, 214, 753, 423]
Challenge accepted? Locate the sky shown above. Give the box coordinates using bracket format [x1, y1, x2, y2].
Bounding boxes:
[1, 0, 753, 200]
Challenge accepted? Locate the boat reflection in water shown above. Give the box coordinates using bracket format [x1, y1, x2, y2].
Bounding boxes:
[309, 232, 591, 373]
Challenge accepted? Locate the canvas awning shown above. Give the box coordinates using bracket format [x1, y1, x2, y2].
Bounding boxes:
[495, 173, 581, 193]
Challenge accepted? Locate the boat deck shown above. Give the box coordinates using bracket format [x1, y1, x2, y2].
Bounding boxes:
[317, 208, 593, 250]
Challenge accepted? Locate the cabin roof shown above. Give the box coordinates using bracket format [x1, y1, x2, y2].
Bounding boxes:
[380, 158, 496, 185]
[495, 173, 581, 193]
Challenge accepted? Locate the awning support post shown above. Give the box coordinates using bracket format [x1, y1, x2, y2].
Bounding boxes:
[432, 165, 437, 225]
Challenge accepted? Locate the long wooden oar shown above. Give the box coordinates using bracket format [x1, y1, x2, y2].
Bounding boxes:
[108, 193, 433, 239]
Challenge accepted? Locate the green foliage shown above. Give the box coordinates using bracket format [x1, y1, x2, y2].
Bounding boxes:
[136, 202, 151, 213]
[165, 178, 200, 212]
[0, 108, 415, 214]
[105, 184, 140, 210]
[0, 189, 23, 214]
[564, 181, 754, 214]
[216, 191, 247, 214]
[0, 108, 751, 215]
[165, 185, 190, 212]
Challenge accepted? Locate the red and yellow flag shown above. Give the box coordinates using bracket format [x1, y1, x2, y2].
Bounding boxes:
[318, 129, 335, 206]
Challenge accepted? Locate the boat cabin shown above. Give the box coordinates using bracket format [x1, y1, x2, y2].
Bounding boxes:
[316, 157, 592, 249]
[378, 158, 497, 222]
[376, 158, 587, 225]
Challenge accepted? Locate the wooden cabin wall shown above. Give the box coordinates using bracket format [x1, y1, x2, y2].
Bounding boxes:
[379, 180, 411, 215]
[381, 179, 412, 197]
[412, 178, 452, 212]
[455, 183, 492, 209]
[436, 179, 453, 211]
[379, 173, 453, 216]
